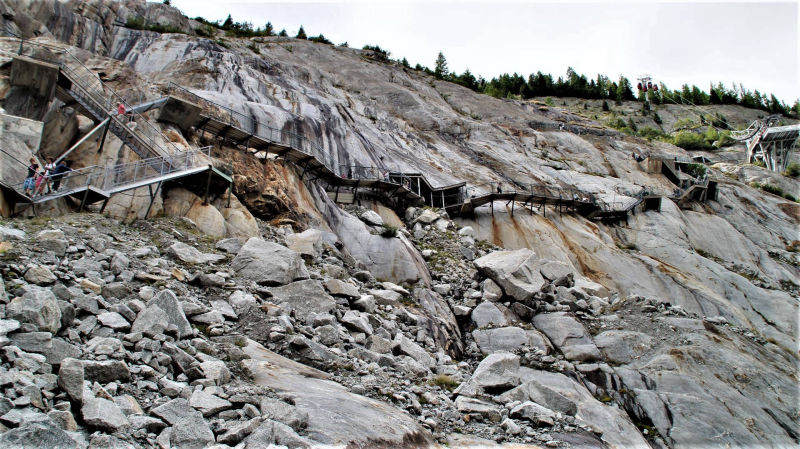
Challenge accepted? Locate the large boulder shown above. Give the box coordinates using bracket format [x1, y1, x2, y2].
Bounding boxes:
[415, 288, 464, 359]
[232, 238, 309, 286]
[285, 229, 324, 259]
[474, 249, 546, 302]
[58, 357, 84, 404]
[455, 352, 520, 397]
[0, 421, 77, 449]
[6, 286, 61, 333]
[213, 194, 260, 239]
[131, 290, 192, 338]
[320, 206, 430, 285]
[81, 397, 129, 432]
[163, 187, 226, 237]
[241, 339, 433, 447]
[266, 280, 335, 319]
[323, 279, 360, 299]
[497, 379, 578, 416]
[532, 312, 601, 362]
[471, 301, 508, 328]
[170, 411, 215, 449]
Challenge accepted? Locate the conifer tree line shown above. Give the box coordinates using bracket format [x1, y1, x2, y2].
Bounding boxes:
[185, 14, 798, 118]
[428, 54, 797, 118]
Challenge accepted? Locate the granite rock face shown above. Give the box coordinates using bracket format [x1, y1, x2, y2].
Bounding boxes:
[0, 2, 797, 448]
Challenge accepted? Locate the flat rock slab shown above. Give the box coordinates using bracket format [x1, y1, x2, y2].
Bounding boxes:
[266, 279, 335, 319]
[593, 330, 653, 365]
[241, 339, 432, 447]
[168, 242, 225, 264]
[472, 326, 551, 355]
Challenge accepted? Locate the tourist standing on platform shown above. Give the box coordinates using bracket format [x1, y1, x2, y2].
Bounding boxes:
[23, 157, 39, 197]
[37, 157, 56, 196]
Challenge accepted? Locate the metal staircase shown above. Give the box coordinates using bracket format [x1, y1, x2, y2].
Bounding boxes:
[3, 37, 180, 168]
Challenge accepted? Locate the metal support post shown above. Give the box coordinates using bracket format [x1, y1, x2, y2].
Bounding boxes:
[227, 180, 233, 208]
[99, 198, 110, 214]
[203, 166, 213, 205]
[79, 185, 91, 212]
[144, 180, 162, 219]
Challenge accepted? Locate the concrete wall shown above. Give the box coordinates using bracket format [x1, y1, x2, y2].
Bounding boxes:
[158, 96, 202, 132]
[10, 56, 59, 99]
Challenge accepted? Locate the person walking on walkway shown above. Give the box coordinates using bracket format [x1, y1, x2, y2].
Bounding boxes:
[50, 160, 72, 192]
[23, 157, 39, 197]
[36, 157, 56, 196]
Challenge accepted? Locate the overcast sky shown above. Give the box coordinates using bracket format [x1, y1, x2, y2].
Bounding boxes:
[166, 0, 799, 103]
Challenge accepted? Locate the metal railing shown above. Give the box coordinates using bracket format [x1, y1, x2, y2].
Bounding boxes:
[3, 164, 102, 197]
[100, 146, 213, 191]
[0, 147, 215, 202]
[339, 165, 386, 180]
[167, 82, 332, 173]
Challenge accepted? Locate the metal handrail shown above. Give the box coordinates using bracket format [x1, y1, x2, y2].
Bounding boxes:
[4, 164, 103, 197]
[167, 82, 333, 172]
[101, 146, 213, 191]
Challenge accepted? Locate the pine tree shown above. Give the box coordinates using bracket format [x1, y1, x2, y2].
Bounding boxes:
[401, 57, 410, 68]
[278, 29, 287, 37]
[222, 14, 233, 30]
[264, 22, 274, 36]
[434, 52, 448, 80]
[296, 26, 307, 39]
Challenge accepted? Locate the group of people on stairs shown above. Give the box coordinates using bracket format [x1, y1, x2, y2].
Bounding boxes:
[23, 157, 72, 197]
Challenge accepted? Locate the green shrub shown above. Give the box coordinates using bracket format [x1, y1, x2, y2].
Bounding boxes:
[309, 34, 332, 45]
[380, 224, 398, 238]
[432, 375, 459, 391]
[126, 16, 184, 34]
[362, 44, 390, 61]
[672, 130, 710, 151]
[784, 162, 800, 178]
[761, 184, 783, 196]
[684, 163, 707, 179]
[638, 126, 667, 140]
[673, 118, 696, 130]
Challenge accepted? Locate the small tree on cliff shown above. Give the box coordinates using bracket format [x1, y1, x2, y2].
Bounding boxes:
[296, 25, 307, 39]
[434, 52, 449, 80]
